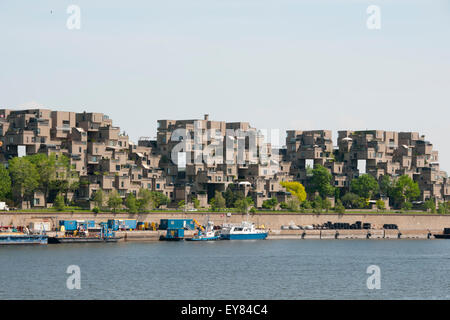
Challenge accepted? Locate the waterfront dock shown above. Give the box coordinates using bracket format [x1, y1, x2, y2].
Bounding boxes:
[3, 211, 449, 242]
[44, 228, 439, 241]
[267, 229, 438, 240]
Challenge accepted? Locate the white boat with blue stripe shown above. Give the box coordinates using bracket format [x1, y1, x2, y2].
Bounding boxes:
[220, 221, 268, 240]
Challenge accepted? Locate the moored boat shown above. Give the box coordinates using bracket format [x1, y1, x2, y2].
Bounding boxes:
[220, 221, 268, 240]
[0, 226, 48, 245]
[186, 220, 220, 241]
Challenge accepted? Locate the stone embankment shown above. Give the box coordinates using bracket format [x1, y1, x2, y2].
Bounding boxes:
[2, 211, 449, 241]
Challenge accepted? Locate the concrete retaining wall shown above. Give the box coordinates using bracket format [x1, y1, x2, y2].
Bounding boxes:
[267, 229, 433, 240]
[1, 211, 449, 232]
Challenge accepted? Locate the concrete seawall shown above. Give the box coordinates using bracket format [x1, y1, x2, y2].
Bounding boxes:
[268, 229, 435, 240]
[2, 211, 450, 231]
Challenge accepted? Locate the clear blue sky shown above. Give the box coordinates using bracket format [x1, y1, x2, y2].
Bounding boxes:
[0, 0, 449, 171]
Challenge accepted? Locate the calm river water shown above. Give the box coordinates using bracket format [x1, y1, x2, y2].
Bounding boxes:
[1, 240, 449, 299]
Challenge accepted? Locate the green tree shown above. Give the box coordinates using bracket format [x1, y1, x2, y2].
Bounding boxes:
[234, 196, 254, 214]
[8, 157, 39, 206]
[310, 165, 335, 198]
[52, 154, 79, 202]
[0, 164, 11, 200]
[392, 175, 420, 207]
[334, 199, 346, 214]
[438, 202, 449, 214]
[356, 197, 369, 209]
[350, 174, 379, 199]
[178, 199, 186, 209]
[224, 186, 235, 208]
[280, 181, 307, 202]
[341, 192, 359, 209]
[423, 199, 436, 213]
[287, 198, 300, 212]
[379, 175, 393, 197]
[108, 190, 123, 212]
[137, 188, 153, 211]
[54, 194, 65, 211]
[125, 193, 137, 213]
[312, 196, 323, 214]
[92, 189, 104, 209]
[150, 191, 170, 208]
[211, 191, 226, 211]
[192, 197, 200, 209]
[306, 165, 313, 176]
[262, 198, 278, 210]
[301, 200, 312, 210]
[401, 201, 413, 211]
[27, 153, 56, 205]
[69, 181, 80, 195]
[322, 198, 332, 213]
[224, 186, 244, 208]
[376, 199, 386, 211]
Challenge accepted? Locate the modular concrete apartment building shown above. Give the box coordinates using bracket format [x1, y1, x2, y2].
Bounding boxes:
[286, 129, 449, 204]
[0, 108, 448, 209]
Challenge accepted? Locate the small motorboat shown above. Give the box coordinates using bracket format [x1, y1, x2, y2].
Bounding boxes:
[186, 218, 220, 241]
[186, 220, 220, 241]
